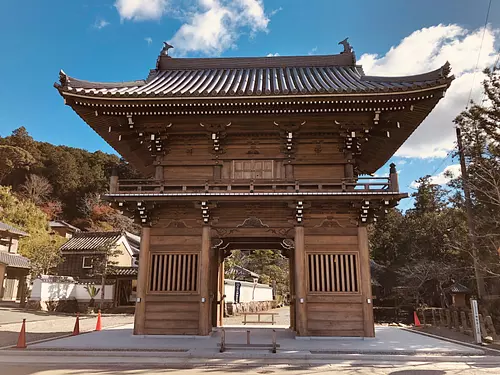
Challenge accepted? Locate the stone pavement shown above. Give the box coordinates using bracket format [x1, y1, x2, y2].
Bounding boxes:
[25, 324, 485, 356]
[3, 359, 500, 375]
[0, 310, 134, 348]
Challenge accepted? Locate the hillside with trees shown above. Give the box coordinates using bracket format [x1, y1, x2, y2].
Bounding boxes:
[0, 127, 140, 233]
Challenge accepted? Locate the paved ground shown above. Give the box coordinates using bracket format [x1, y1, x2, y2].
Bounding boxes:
[2, 359, 500, 374]
[0, 305, 134, 348]
[223, 306, 290, 327]
[26, 323, 485, 355]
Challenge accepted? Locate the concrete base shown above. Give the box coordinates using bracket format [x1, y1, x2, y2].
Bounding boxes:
[26, 324, 484, 356]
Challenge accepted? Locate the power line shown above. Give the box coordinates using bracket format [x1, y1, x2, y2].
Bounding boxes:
[399, 0, 493, 212]
[466, 0, 492, 108]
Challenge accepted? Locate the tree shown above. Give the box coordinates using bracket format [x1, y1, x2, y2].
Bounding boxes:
[0, 145, 35, 183]
[0, 186, 66, 277]
[453, 66, 500, 287]
[20, 174, 53, 205]
[86, 242, 123, 309]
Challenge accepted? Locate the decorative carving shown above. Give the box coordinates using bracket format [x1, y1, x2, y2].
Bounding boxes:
[274, 121, 305, 157]
[161, 42, 174, 56]
[314, 141, 322, 154]
[236, 216, 269, 228]
[338, 38, 352, 54]
[247, 140, 260, 154]
[59, 70, 68, 86]
[165, 220, 191, 228]
[213, 228, 230, 238]
[295, 201, 304, 224]
[200, 122, 231, 154]
[201, 201, 210, 224]
[314, 216, 346, 228]
[266, 227, 293, 237]
[115, 201, 158, 226]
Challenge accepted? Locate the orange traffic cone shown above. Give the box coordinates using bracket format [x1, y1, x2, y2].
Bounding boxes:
[16, 319, 27, 349]
[72, 313, 80, 336]
[95, 310, 102, 331]
[414, 311, 421, 327]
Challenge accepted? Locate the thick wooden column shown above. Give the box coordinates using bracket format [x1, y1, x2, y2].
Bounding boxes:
[199, 225, 211, 335]
[133, 226, 150, 335]
[294, 226, 307, 336]
[289, 251, 296, 330]
[218, 252, 225, 327]
[358, 225, 375, 337]
[344, 152, 354, 178]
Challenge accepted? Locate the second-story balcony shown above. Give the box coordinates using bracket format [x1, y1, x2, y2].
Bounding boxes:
[108, 176, 400, 197]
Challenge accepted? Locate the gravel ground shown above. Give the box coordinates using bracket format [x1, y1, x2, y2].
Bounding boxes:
[223, 306, 291, 326]
[0, 313, 134, 349]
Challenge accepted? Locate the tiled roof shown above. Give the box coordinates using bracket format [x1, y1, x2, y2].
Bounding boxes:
[0, 221, 29, 237]
[49, 220, 81, 232]
[125, 231, 140, 254]
[60, 231, 122, 252]
[107, 266, 138, 277]
[0, 252, 30, 269]
[448, 282, 471, 294]
[56, 55, 452, 99]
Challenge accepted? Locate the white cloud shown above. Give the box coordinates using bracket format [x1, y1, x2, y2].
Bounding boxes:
[115, 0, 169, 21]
[145, 37, 153, 45]
[358, 24, 499, 159]
[308, 47, 318, 55]
[115, 0, 270, 56]
[169, 0, 269, 56]
[410, 164, 461, 188]
[93, 18, 110, 29]
[267, 52, 279, 57]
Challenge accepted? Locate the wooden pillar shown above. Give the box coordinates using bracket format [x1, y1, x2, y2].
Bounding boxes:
[213, 163, 222, 180]
[199, 225, 211, 335]
[109, 168, 118, 194]
[344, 152, 354, 178]
[218, 251, 225, 327]
[155, 165, 164, 181]
[133, 226, 150, 335]
[285, 162, 294, 180]
[294, 226, 307, 336]
[289, 251, 296, 331]
[358, 225, 375, 337]
[19, 274, 27, 308]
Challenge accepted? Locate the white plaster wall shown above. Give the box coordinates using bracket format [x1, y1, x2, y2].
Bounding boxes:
[224, 279, 273, 303]
[30, 279, 113, 302]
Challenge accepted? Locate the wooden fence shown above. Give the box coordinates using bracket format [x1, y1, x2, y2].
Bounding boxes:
[416, 307, 498, 341]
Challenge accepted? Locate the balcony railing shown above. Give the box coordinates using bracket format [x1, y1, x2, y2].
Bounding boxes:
[109, 177, 398, 195]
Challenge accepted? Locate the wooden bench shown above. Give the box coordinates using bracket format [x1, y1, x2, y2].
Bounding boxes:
[219, 329, 279, 353]
[242, 312, 279, 325]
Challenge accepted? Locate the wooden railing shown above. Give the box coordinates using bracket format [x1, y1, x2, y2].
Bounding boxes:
[109, 177, 395, 194]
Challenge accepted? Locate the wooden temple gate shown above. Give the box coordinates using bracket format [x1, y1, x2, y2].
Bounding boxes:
[55, 39, 453, 337]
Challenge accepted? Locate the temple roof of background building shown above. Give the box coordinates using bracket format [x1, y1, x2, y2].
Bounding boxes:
[0, 221, 29, 238]
[60, 231, 139, 253]
[0, 251, 30, 269]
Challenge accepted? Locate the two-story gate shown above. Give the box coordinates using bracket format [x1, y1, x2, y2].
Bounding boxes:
[55, 39, 453, 337]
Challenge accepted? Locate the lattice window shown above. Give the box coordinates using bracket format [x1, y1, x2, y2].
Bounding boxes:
[308, 253, 359, 293]
[149, 253, 199, 292]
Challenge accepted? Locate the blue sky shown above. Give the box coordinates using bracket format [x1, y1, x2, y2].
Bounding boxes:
[1, 0, 499, 209]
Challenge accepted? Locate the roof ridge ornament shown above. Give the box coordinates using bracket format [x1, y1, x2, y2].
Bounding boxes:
[59, 69, 68, 86]
[338, 37, 356, 64]
[161, 42, 174, 56]
[338, 38, 352, 54]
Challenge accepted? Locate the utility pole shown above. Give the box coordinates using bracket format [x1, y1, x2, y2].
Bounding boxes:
[456, 127, 486, 298]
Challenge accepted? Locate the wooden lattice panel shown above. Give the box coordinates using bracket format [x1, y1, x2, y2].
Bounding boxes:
[308, 253, 359, 293]
[149, 253, 199, 292]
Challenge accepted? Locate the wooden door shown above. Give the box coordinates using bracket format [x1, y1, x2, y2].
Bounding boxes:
[233, 160, 274, 179]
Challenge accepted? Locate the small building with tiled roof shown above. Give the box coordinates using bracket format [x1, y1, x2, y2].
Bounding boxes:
[57, 231, 141, 307]
[49, 220, 81, 239]
[0, 221, 30, 303]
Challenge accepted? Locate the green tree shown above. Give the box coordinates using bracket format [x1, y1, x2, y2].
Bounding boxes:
[0, 186, 66, 276]
[0, 145, 35, 183]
